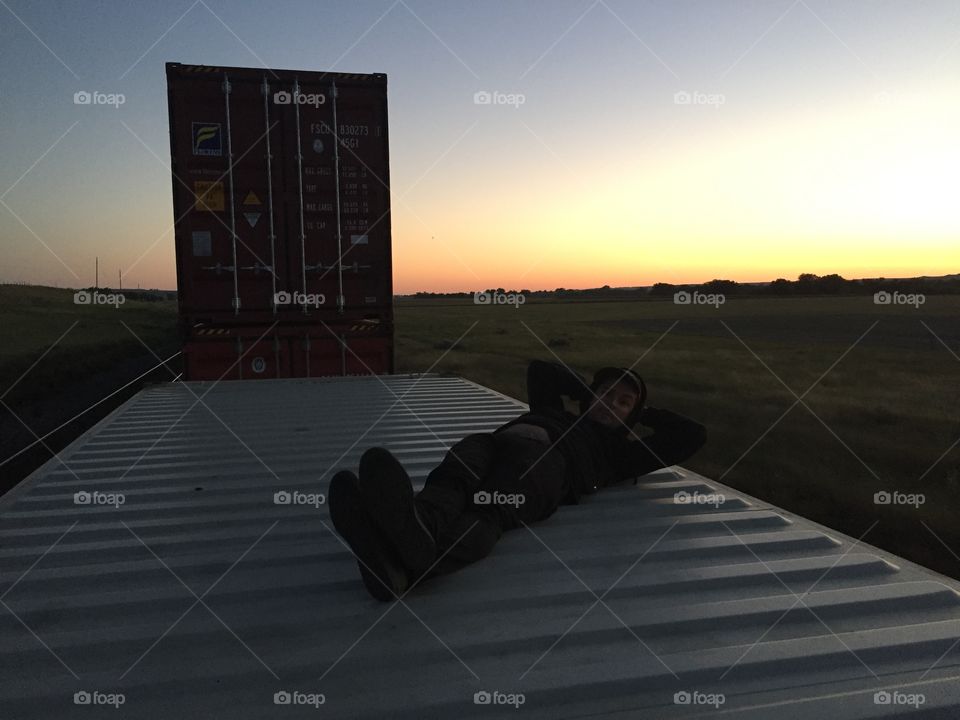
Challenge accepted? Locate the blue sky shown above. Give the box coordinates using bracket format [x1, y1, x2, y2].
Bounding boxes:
[2, 0, 958, 291]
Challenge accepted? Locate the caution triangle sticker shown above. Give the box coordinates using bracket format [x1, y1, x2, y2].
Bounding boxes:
[242, 191, 261, 206]
[244, 212, 261, 228]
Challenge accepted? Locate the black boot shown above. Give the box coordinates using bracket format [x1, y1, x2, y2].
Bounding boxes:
[358, 447, 438, 581]
[328, 469, 409, 602]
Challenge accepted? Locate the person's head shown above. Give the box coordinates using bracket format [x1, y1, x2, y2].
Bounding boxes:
[579, 367, 647, 431]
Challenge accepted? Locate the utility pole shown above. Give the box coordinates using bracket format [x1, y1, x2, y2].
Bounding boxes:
[118, 268, 122, 291]
[95, 257, 99, 289]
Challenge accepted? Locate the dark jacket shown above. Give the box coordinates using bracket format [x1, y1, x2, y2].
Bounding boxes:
[496, 360, 707, 504]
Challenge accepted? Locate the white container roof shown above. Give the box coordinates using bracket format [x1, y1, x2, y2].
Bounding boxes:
[2, 374, 959, 718]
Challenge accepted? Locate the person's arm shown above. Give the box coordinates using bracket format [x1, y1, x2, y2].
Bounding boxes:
[612, 407, 707, 482]
[526, 359, 590, 413]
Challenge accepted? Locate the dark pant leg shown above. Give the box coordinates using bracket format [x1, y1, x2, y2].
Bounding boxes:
[482, 434, 568, 530]
[424, 508, 504, 578]
[414, 433, 497, 545]
[422, 434, 568, 579]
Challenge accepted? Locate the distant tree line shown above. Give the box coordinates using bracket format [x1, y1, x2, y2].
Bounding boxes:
[404, 274, 960, 300]
[648, 274, 960, 298]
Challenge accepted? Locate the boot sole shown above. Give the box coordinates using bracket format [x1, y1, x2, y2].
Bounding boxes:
[358, 447, 437, 579]
[328, 470, 408, 602]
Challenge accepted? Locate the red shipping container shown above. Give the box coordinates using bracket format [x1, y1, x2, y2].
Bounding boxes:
[165, 62, 394, 379]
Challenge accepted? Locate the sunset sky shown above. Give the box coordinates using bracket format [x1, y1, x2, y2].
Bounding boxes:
[1, 0, 958, 293]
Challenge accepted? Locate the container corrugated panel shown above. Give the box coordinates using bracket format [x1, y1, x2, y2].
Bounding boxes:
[2, 375, 960, 719]
[167, 62, 393, 321]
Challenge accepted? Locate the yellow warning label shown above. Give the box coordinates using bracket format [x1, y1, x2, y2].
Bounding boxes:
[242, 191, 261, 205]
[194, 181, 225, 211]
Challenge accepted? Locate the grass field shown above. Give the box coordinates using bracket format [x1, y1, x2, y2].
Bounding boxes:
[395, 294, 960, 580]
[0, 284, 179, 405]
[0, 285, 180, 495]
[2, 285, 958, 581]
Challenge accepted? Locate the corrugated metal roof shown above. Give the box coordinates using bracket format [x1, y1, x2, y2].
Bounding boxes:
[2, 374, 960, 719]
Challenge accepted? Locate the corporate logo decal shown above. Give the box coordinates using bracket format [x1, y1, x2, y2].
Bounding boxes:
[192, 122, 222, 156]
